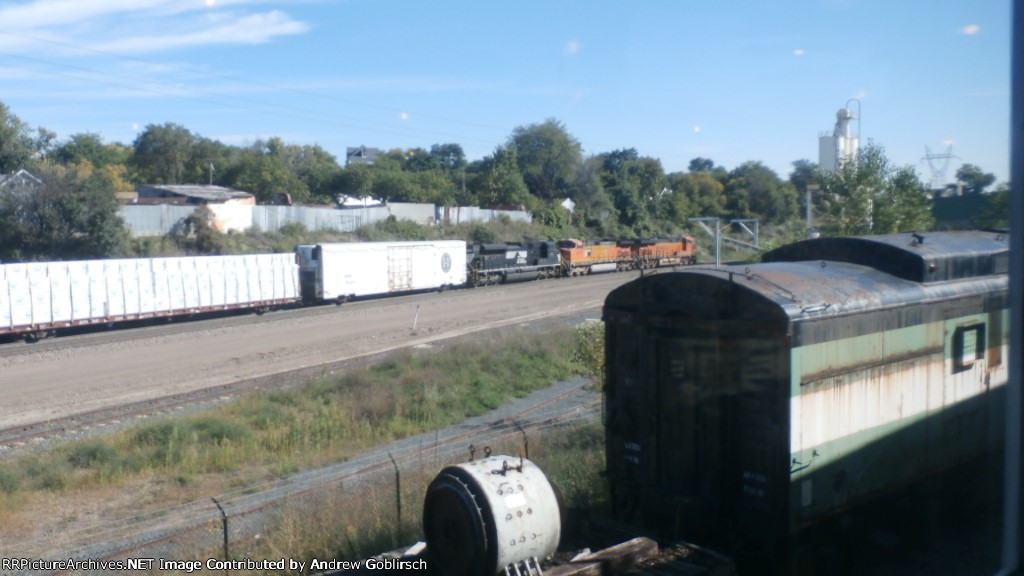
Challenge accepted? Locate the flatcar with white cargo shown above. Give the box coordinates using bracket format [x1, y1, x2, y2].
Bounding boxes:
[0, 253, 300, 342]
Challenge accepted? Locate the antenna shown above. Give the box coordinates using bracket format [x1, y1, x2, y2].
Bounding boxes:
[921, 144, 959, 190]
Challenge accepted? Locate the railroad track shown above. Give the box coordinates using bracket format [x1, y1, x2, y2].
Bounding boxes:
[11, 378, 601, 569]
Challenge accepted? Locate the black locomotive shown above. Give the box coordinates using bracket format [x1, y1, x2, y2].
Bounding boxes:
[467, 241, 561, 286]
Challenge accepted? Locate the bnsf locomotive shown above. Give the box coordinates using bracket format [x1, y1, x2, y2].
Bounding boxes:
[559, 237, 698, 276]
[602, 230, 1008, 573]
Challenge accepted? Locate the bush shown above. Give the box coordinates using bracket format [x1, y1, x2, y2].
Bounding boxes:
[66, 440, 119, 469]
[0, 467, 21, 495]
[573, 321, 605, 390]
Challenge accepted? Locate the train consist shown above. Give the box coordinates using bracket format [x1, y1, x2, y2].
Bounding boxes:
[601, 230, 1009, 573]
[0, 236, 697, 340]
[465, 237, 697, 286]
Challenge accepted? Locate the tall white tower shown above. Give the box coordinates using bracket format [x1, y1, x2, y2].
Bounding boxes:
[818, 100, 860, 172]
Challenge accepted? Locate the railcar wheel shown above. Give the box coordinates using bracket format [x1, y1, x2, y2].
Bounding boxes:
[24, 330, 51, 343]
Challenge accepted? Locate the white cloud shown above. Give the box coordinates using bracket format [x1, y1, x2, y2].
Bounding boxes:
[0, 1, 309, 54]
[565, 39, 580, 55]
[793, 48, 805, 56]
[96, 10, 308, 53]
[693, 125, 701, 133]
[960, 24, 980, 35]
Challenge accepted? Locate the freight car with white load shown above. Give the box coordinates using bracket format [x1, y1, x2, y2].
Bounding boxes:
[295, 240, 467, 304]
[0, 253, 300, 341]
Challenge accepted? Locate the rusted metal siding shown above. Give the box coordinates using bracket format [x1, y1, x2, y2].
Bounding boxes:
[788, 310, 1009, 526]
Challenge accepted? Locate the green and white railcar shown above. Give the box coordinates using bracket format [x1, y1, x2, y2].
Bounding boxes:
[602, 230, 1009, 574]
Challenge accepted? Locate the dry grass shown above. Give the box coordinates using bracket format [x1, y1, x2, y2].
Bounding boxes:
[0, 326, 608, 567]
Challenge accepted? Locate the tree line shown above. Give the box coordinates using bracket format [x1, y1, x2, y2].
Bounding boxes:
[0, 100, 1007, 262]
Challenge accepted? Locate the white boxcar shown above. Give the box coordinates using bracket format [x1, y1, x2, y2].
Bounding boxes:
[296, 241, 467, 302]
[0, 253, 300, 339]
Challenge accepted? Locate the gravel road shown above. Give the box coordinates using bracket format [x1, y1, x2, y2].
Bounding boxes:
[0, 271, 638, 430]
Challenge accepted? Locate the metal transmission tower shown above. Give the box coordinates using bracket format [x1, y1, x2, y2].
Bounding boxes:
[689, 217, 760, 267]
[922, 144, 959, 190]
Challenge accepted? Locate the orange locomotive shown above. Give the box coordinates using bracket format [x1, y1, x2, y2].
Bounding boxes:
[629, 236, 698, 268]
[557, 237, 698, 276]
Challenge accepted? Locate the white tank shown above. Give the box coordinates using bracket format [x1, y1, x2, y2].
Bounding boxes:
[423, 456, 564, 576]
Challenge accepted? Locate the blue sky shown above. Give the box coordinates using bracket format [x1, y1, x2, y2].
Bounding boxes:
[0, 0, 1011, 186]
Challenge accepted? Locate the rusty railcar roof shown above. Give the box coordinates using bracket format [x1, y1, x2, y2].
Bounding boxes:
[604, 259, 1007, 327]
[762, 230, 1009, 283]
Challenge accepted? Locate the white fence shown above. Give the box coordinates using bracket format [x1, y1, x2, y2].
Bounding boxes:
[119, 203, 532, 237]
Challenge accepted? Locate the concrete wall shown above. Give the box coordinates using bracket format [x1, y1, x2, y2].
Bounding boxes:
[119, 203, 530, 237]
[437, 206, 533, 225]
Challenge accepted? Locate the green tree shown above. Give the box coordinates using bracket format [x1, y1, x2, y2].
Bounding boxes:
[724, 161, 798, 224]
[0, 102, 36, 174]
[223, 140, 310, 204]
[335, 164, 376, 200]
[404, 147, 440, 172]
[972, 184, 1011, 229]
[571, 156, 615, 231]
[956, 163, 997, 195]
[0, 161, 130, 260]
[789, 159, 819, 226]
[469, 145, 530, 207]
[598, 148, 667, 234]
[180, 137, 236, 187]
[430, 143, 466, 173]
[272, 142, 342, 203]
[130, 123, 199, 184]
[372, 149, 408, 172]
[688, 157, 716, 172]
[818, 143, 888, 235]
[873, 166, 934, 233]
[688, 157, 729, 183]
[51, 133, 118, 167]
[818, 142, 933, 236]
[668, 170, 727, 218]
[50, 132, 135, 192]
[418, 170, 456, 205]
[370, 170, 420, 202]
[509, 119, 582, 200]
[789, 159, 819, 193]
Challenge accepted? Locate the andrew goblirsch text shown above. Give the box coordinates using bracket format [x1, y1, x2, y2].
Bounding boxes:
[2, 557, 428, 573]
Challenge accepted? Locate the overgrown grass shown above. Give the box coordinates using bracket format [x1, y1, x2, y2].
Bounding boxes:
[0, 328, 592, 503]
[0, 326, 612, 573]
[235, 421, 607, 575]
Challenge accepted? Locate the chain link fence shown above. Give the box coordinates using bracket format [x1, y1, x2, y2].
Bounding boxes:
[4, 380, 600, 576]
